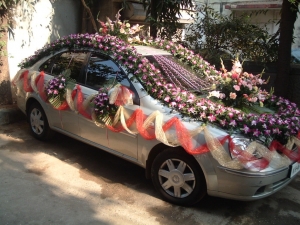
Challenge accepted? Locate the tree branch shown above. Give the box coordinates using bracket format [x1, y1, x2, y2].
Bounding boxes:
[80, 0, 97, 32]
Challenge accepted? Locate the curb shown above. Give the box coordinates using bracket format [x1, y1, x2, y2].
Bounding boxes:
[0, 104, 26, 126]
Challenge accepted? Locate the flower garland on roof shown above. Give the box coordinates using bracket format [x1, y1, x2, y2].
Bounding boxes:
[18, 33, 300, 145]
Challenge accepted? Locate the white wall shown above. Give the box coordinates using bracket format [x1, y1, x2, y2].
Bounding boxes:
[7, 0, 81, 79]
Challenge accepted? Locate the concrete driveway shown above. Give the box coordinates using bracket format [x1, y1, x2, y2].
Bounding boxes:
[1, 121, 300, 225]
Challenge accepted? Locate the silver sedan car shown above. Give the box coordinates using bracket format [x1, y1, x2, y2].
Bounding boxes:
[13, 35, 300, 206]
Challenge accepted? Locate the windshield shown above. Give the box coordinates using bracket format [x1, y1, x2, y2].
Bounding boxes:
[145, 55, 213, 94]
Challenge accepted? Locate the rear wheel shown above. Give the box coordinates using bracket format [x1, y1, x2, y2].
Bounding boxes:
[151, 148, 207, 206]
[28, 102, 54, 141]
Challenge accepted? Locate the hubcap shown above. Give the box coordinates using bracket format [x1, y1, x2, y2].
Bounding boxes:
[30, 108, 44, 135]
[158, 159, 196, 198]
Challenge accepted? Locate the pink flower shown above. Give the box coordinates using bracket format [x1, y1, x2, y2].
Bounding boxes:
[176, 96, 182, 102]
[181, 91, 187, 96]
[170, 102, 177, 107]
[233, 85, 240, 91]
[229, 120, 237, 127]
[243, 125, 250, 134]
[231, 73, 239, 79]
[188, 107, 195, 113]
[220, 119, 226, 126]
[178, 104, 185, 109]
[253, 129, 261, 137]
[187, 98, 195, 103]
[200, 112, 206, 118]
[208, 114, 216, 122]
[164, 96, 170, 102]
[272, 128, 281, 134]
[229, 92, 237, 99]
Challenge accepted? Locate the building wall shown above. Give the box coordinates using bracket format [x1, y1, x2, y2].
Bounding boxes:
[7, 0, 81, 80]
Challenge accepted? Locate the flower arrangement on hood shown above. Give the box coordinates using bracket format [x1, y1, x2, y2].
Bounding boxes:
[207, 58, 271, 108]
[18, 31, 300, 145]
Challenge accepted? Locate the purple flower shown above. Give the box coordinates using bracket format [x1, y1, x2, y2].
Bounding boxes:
[243, 125, 250, 134]
[272, 128, 281, 135]
[251, 120, 257, 126]
[253, 129, 260, 137]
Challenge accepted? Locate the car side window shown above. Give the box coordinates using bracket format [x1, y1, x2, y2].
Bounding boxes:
[85, 53, 139, 105]
[39, 51, 88, 82]
[85, 53, 127, 88]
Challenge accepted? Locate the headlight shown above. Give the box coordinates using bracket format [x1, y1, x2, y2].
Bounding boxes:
[229, 136, 264, 159]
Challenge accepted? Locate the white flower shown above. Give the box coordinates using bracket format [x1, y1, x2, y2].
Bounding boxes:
[208, 91, 221, 98]
[231, 60, 242, 75]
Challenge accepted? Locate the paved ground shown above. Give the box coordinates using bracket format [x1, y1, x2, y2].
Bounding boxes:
[0, 120, 300, 225]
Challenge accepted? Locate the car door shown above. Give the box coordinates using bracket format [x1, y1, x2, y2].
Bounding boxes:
[39, 51, 89, 136]
[78, 52, 139, 160]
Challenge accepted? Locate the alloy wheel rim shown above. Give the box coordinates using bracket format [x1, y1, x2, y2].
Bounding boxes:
[158, 158, 196, 198]
[30, 108, 44, 135]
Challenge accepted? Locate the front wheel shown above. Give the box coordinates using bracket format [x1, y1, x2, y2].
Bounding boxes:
[28, 102, 54, 141]
[151, 148, 207, 206]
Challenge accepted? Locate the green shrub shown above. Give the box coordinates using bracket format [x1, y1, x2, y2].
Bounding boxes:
[184, 4, 279, 68]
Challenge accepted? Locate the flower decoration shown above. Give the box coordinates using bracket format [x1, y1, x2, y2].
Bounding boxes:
[93, 87, 118, 126]
[207, 58, 270, 107]
[45, 70, 75, 109]
[46, 75, 66, 98]
[98, 8, 144, 43]
[18, 32, 300, 145]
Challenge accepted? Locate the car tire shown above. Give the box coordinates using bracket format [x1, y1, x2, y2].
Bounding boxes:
[151, 148, 207, 206]
[28, 102, 54, 141]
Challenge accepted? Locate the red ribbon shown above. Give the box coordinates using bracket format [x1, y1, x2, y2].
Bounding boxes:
[35, 71, 48, 102]
[19, 70, 34, 92]
[76, 85, 92, 120]
[270, 140, 300, 162]
[114, 86, 134, 106]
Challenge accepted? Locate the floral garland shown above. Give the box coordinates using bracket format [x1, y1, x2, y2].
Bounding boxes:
[18, 33, 300, 145]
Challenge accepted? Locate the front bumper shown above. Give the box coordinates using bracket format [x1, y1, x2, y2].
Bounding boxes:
[207, 163, 297, 201]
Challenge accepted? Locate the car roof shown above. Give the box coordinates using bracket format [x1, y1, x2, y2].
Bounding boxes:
[134, 45, 172, 56]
